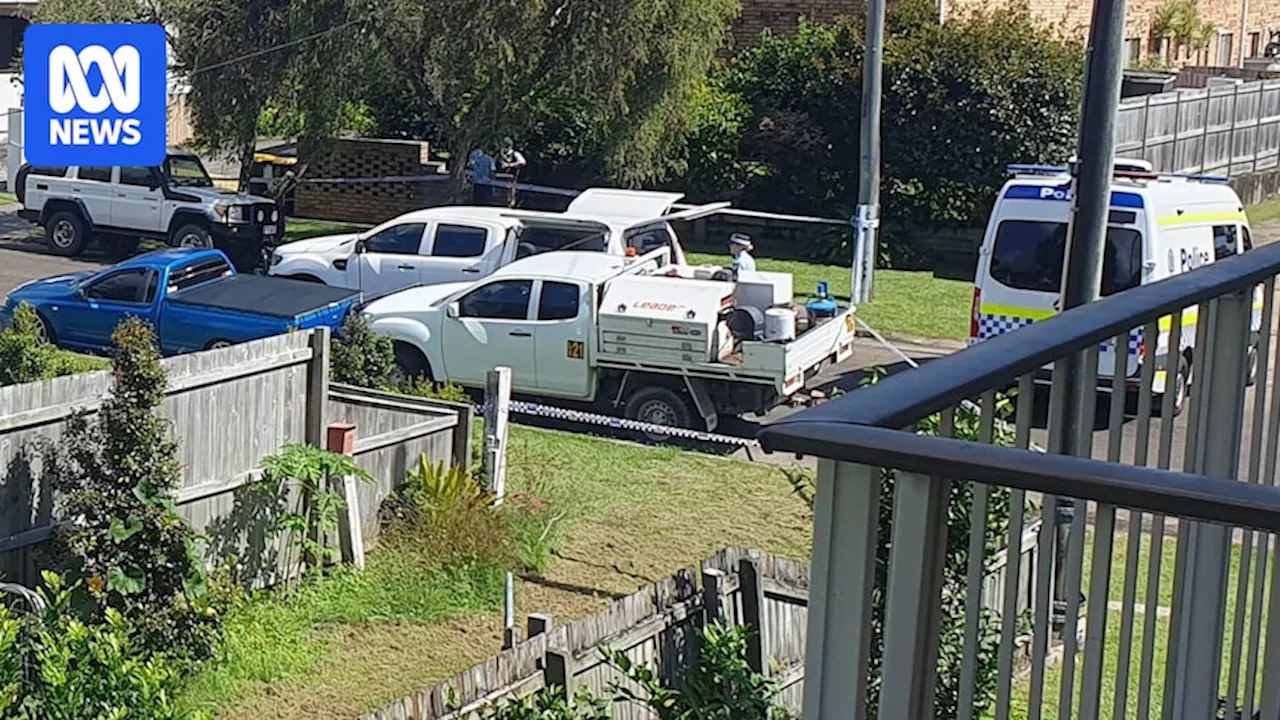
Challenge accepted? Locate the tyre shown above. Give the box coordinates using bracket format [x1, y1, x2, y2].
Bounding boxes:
[13, 165, 30, 205]
[623, 385, 695, 442]
[45, 209, 89, 256]
[1154, 355, 1190, 418]
[391, 342, 431, 387]
[172, 223, 214, 249]
[205, 340, 234, 350]
[33, 312, 57, 346]
[102, 235, 141, 260]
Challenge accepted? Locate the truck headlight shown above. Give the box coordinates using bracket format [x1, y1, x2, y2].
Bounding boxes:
[270, 252, 282, 268]
[227, 205, 249, 224]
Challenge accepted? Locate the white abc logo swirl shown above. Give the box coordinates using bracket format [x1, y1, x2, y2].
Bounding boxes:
[47, 44, 141, 114]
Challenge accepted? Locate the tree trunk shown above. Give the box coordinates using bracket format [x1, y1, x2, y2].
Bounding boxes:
[449, 134, 476, 204]
[237, 138, 256, 194]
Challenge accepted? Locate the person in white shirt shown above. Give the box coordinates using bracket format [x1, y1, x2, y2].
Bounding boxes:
[498, 137, 526, 172]
[729, 233, 757, 273]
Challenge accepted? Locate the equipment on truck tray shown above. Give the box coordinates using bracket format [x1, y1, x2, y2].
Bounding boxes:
[806, 282, 839, 323]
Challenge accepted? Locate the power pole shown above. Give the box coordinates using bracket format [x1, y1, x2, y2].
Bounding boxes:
[852, 0, 887, 305]
[1052, 0, 1129, 711]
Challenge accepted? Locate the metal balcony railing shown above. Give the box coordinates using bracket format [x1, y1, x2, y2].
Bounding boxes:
[759, 238, 1280, 720]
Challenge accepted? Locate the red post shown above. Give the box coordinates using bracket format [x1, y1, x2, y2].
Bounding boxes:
[327, 423, 356, 455]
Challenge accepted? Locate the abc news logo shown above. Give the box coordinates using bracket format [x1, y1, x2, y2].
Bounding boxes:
[48, 45, 143, 147]
[24, 24, 166, 166]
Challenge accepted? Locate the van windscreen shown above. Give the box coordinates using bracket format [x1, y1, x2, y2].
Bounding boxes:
[990, 220, 1142, 297]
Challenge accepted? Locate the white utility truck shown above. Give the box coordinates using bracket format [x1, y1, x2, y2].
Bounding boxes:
[267, 188, 728, 296]
[362, 248, 856, 433]
[970, 160, 1262, 416]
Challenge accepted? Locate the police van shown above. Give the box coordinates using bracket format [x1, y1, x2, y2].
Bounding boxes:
[969, 160, 1262, 416]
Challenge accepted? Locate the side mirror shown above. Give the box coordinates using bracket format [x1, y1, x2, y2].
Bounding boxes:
[446, 302, 460, 319]
[354, 239, 366, 254]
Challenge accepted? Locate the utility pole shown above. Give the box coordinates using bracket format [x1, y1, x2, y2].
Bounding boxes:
[1051, 0, 1129, 697]
[852, 0, 887, 305]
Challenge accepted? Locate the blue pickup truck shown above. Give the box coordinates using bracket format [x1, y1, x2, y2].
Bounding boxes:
[0, 248, 361, 355]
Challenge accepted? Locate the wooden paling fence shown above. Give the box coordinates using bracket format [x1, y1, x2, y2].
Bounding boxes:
[0, 329, 470, 587]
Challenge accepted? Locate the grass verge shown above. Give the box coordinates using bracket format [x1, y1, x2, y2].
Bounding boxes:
[686, 251, 972, 340]
[1248, 196, 1280, 226]
[181, 425, 810, 719]
[284, 218, 364, 243]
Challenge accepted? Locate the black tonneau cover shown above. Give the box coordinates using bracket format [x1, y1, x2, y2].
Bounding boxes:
[169, 275, 360, 320]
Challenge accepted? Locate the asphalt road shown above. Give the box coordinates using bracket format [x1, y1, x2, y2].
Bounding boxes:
[0, 205, 1270, 488]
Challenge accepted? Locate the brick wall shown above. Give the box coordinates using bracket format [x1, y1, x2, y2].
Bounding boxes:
[293, 138, 448, 224]
[732, 0, 865, 49]
[734, 0, 1280, 69]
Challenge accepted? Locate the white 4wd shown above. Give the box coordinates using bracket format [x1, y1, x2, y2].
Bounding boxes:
[16, 151, 282, 272]
[267, 188, 730, 294]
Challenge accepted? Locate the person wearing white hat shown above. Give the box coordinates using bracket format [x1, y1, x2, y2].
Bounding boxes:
[728, 233, 757, 273]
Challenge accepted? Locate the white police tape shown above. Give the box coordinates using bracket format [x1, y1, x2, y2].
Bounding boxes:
[474, 399, 761, 447]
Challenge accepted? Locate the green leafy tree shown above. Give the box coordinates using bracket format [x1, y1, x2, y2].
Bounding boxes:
[361, 0, 740, 195]
[1151, 0, 1215, 61]
[330, 313, 399, 390]
[0, 303, 62, 386]
[43, 318, 220, 665]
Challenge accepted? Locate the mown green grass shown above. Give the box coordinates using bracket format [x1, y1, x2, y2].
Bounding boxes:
[1248, 196, 1280, 225]
[686, 250, 972, 340]
[283, 218, 363, 243]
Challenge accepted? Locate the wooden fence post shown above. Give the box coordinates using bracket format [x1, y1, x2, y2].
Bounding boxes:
[544, 648, 574, 701]
[738, 557, 767, 676]
[326, 423, 364, 570]
[702, 568, 726, 626]
[453, 403, 474, 472]
[483, 368, 511, 501]
[306, 327, 331, 448]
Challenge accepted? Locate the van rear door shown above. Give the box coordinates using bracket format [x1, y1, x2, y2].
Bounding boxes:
[975, 187, 1146, 380]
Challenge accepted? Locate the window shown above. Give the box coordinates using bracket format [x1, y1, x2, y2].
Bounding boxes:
[1126, 39, 1142, 66]
[1251, 32, 1262, 58]
[77, 167, 112, 183]
[432, 224, 487, 258]
[119, 167, 157, 187]
[1218, 33, 1235, 66]
[1243, 226, 1254, 251]
[171, 258, 232, 292]
[516, 227, 608, 258]
[162, 155, 213, 187]
[364, 223, 426, 255]
[459, 280, 533, 320]
[1214, 224, 1240, 259]
[83, 270, 154, 303]
[538, 281, 581, 321]
[989, 220, 1143, 296]
[29, 167, 68, 178]
[626, 226, 676, 256]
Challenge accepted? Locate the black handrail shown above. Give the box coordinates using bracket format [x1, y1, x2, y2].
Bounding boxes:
[763, 239, 1280, 433]
[761, 423, 1280, 533]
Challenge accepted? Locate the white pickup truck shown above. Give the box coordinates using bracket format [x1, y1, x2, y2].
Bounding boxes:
[267, 188, 728, 297]
[361, 248, 856, 433]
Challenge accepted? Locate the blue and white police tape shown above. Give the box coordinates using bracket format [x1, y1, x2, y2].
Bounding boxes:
[474, 399, 760, 447]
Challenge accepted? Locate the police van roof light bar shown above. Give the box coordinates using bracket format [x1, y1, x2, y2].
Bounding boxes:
[1176, 173, 1231, 185]
[1006, 164, 1070, 177]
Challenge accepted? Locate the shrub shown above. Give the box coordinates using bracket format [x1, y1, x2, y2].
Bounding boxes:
[330, 313, 398, 390]
[0, 302, 63, 386]
[406, 376, 471, 404]
[380, 456, 563, 574]
[259, 444, 371, 583]
[447, 685, 609, 720]
[605, 621, 788, 719]
[3, 572, 194, 720]
[42, 317, 222, 665]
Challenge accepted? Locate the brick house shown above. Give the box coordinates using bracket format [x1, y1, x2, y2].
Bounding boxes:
[733, 0, 1280, 68]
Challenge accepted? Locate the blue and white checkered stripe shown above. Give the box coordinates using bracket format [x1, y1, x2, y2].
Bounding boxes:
[975, 313, 1143, 356]
[475, 400, 760, 447]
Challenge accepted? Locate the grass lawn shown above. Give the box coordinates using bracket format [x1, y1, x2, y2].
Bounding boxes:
[283, 218, 364, 243]
[0, 191, 17, 205]
[1249, 196, 1280, 226]
[685, 251, 972, 341]
[1011, 525, 1270, 719]
[181, 425, 810, 720]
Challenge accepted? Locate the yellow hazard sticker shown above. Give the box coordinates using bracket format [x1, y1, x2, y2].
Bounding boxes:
[567, 340, 585, 359]
[845, 314, 855, 332]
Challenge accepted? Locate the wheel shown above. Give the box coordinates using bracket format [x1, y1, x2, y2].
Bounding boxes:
[623, 385, 694, 442]
[205, 340, 234, 351]
[1154, 355, 1190, 418]
[172, 223, 214, 249]
[33, 312, 57, 346]
[391, 342, 430, 387]
[45, 210, 89, 256]
[102, 235, 141, 260]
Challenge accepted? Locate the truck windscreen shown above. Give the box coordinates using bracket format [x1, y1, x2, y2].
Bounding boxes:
[990, 220, 1142, 297]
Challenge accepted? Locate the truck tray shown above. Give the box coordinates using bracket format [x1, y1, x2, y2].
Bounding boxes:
[170, 276, 360, 320]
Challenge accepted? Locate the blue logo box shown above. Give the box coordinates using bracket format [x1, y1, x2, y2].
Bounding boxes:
[23, 23, 167, 167]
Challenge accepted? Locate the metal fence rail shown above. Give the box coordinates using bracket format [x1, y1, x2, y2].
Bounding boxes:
[761, 239, 1280, 720]
[1116, 79, 1280, 176]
